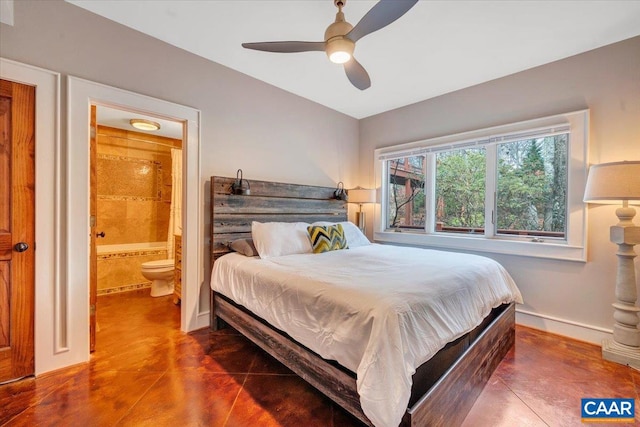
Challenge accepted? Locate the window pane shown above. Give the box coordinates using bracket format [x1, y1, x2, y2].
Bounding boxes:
[435, 148, 486, 234]
[496, 134, 568, 238]
[386, 156, 425, 230]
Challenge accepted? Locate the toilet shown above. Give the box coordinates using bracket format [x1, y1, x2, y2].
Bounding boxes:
[141, 259, 175, 297]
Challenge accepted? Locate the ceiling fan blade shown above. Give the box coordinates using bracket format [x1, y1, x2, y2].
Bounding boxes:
[344, 57, 371, 90]
[346, 0, 419, 43]
[241, 41, 325, 53]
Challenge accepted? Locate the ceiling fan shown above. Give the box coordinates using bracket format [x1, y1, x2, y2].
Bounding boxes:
[242, 0, 419, 90]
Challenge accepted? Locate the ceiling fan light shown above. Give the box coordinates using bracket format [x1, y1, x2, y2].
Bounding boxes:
[330, 51, 351, 64]
[130, 118, 161, 131]
[326, 37, 354, 64]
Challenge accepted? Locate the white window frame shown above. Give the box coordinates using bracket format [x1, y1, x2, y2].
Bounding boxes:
[374, 110, 589, 262]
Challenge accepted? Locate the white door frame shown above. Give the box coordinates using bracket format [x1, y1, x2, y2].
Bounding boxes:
[0, 58, 62, 375]
[68, 77, 206, 366]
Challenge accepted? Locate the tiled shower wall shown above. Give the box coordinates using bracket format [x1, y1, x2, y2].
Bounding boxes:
[96, 125, 181, 294]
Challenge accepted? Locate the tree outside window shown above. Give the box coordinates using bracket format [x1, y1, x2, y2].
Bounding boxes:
[435, 148, 486, 233]
[387, 156, 425, 229]
[496, 135, 567, 237]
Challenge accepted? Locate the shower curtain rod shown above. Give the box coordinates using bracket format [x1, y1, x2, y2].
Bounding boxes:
[96, 132, 181, 149]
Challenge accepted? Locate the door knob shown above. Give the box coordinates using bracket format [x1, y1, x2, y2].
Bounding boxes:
[96, 231, 105, 238]
[14, 242, 29, 252]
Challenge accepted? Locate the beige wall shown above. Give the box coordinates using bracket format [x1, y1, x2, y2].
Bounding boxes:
[360, 36, 640, 342]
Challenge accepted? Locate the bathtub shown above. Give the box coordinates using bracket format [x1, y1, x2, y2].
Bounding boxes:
[96, 241, 169, 295]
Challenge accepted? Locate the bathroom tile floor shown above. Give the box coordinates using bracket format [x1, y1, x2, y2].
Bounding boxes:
[1, 289, 636, 426]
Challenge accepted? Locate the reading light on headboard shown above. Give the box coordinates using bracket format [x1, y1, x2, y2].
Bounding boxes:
[333, 182, 347, 201]
[231, 169, 251, 195]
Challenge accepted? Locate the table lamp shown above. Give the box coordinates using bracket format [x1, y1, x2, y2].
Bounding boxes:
[584, 160, 640, 368]
[348, 187, 376, 233]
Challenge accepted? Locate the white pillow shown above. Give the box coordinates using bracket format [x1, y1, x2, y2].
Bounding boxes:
[311, 221, 371, 248]
[251, 221, 312, 258]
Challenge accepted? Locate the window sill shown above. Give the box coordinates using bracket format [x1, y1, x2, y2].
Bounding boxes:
[374, 231, 586, 262]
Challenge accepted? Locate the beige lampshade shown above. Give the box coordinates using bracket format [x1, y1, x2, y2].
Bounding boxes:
[348, 187, 376, 204]
[583, 160, 640, 204]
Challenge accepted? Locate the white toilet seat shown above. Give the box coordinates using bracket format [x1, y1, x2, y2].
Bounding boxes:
[141, 259, 174, 270]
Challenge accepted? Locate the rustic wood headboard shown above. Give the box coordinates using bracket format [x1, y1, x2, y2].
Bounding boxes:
[210, 176, 348, 265]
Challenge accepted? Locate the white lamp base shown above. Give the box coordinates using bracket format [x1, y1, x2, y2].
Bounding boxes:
[602, 339, 640, 370]
[604, 215, 640, 370]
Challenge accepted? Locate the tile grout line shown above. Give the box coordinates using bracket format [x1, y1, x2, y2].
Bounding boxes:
[222, 354, 258, 427]
[113, 369, 169, 426]
[496, 376, 551, 427]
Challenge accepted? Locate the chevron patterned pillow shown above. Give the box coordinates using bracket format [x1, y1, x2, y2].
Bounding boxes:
[307, 224, 348, 254]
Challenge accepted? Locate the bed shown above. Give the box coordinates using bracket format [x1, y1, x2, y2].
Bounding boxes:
[209, 176, 522, 427]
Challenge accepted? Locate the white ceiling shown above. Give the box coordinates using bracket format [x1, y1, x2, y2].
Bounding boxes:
[68, 0, 640, 119]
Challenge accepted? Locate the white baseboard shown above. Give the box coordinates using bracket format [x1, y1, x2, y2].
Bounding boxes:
[195, 310, 211, 331]
[516, 308, 612, 346]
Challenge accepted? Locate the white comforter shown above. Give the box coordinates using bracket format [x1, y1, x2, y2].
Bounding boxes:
[210, 244, 522, 427]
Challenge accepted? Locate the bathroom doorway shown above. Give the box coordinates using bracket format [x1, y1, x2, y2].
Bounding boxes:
[89, 104, 184, 351]
[67, 77, 204, 369]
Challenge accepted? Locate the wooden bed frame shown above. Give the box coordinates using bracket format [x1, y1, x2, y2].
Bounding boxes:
[209, 176, 515, 426]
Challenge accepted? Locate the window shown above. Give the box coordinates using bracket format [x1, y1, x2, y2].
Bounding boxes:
[375, 110, 588, 261]
[435, 148, 486, 234]
[387, 156, 425, 230]
[496, 135, 567, 239]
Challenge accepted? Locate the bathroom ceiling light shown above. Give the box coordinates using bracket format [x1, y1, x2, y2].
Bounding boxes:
[130, 118, 161, 131]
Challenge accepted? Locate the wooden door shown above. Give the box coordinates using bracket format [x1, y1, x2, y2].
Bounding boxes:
[89, 105, 97, 352]
[0, 79, 36, 383]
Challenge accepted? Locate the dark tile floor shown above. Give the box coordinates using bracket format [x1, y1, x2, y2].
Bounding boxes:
[0, 289, 636, 426]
